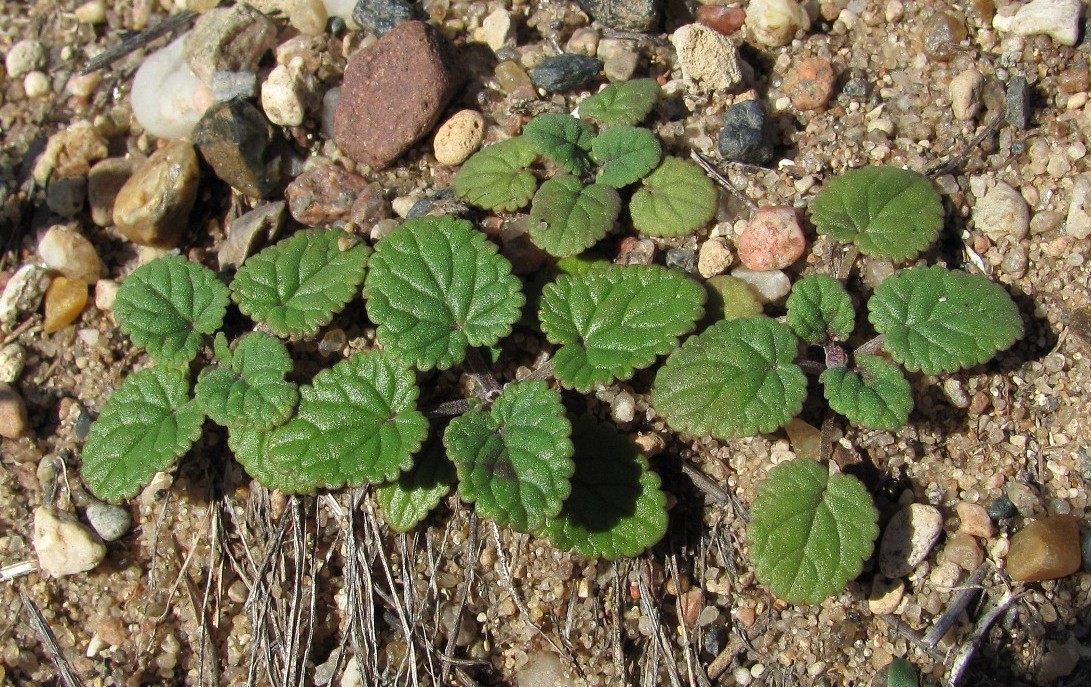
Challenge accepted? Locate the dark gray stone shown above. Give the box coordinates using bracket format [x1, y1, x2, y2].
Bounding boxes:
[530, 54, 602, 94]
[577, 0, 661, 32]
[1005, 75, 1030, 130]
[665, 247, 695, 273]
[1082, 523, 1091, 573]
[352, 0, 423, 37]
[718, 100, 773, 165]
[987, 494, 1017, 520]
[193, 99, 283, 199]
[702, 626, 728, 657]
[407, 189, 471, 220]
[842, 70, 870, 99]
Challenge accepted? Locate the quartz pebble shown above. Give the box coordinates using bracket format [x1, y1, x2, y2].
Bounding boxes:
[973, 181, 1030, 241]
[113, 141, 201, 248]
[37, 226, 106, 284]
[261, 59, 318, 127]
[1064, 174, 1091, 239]
[94, 280, 119, 313]
[291, 0, 328, 35]
[719, 100, 773, 164]
[1005, 481, 1041, 516]
[85, 503, 132, 542]
[351, 0, 421, 36]
[745, 0, 809, 48]
[478, 9, 513, 52]
[88, 157, 141, 227]
[531, 54, 602, 94]
[993, 0, 1082, 46]
[879, 503, 943, 578]
[33, 506, 106, 577]
[867, 575, 905, 615]
[697, 5, 746, 36]
[5, 39, 46, 78]
[24, 71, 51, 98]
[783, 57, 836, 111]
[0, 382, 28, 439]
[575, 0, 661, 32]
[286, 164, 370, 225]
[941, 531, 984, 571]
[194, 99, 283, 198]
[130, 36, 209, 140]
[516, 650, 569, 686]
[183, 4, 278, 85]
[75, 0, 107, 24]
[43, 277, 89, 334]
[433, 110, 485, 166]
[729, 267, 790, 304]
[0, 264, 51, 328]
[923, 12, 968, 60]
[1006, 515, 1082, 581]
[949, 69, 985, 120]
[697, 237, 733, 278]
[670, 23, 744, 92]
[736, 206, 806, 271]
[956, 502, 995, 539]
[611, 392, 635, 423]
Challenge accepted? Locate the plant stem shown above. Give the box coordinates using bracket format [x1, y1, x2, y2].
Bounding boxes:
[855, 335, 886, 356]
[462, 348, 502, 401]
[690, 151, 758, 215]
[835, 244, 859, 282]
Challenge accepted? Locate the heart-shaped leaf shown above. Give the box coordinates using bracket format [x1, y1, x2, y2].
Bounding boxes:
[453, 136, 539, 211]
[786, 274, 856, 345]
[579, 79, 661, 127]
[530, 176, 621, 257]
[376, 440, 456, 532]
[195, 332, 298, 431]
[821, 354, 912, 430]
[629, 157, 718, 237]
[523, 114, 595, 176]
[590, 126, 662, 188]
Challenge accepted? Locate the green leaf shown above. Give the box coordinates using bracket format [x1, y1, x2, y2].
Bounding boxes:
[81, 367, 205, 503]
[810, 166, 943, 261]
[539, 265, 705, 392]
[444, 381, 574, 532]
[195, 332, 298, 431]
[523, 114, 595, 176]
[231, 228, 370, 337]
[786, 274, 855, 345]
[821, 355, 912, 430]
[874, 659, 919, 687]
[652, 317, 806, 439]
[542, 417, 667, 559]
[704, 275, 763, 322]
[748, 459, 879, 604]
[579, 79, 660, 127]
[629, 157, 718, 237]
[113, 255, 229, 365]
[364, 217, 524, 371]
[259, 351, 428, 492]
[529, 176, 621, 257]
[590, 126, 662, 188]
[376, 440, 456, 532]
[228, 428, 307, 493]
[868, 266, 1023, 375]
[453, 137, 539, 211]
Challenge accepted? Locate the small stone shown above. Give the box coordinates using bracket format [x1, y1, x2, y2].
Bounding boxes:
[0, 344, 26, 384]
[113, 141, 201, 248]
[867, 576, 905, 615]
[702, 626, 728, 656]
[783, 57, 836, 111]
[1064, 174, 1091, 240]
[433, 110, 485, 166]
[24, 71, 51, 98]
[0, 382, 28, 439]
[211, 70, 258, 102]
[615, 236, 655, 265]
[603, 50, 639, 83]
[406, 189, 470, 220]
[665, 247, 695, 273]
[973, 181, 1030, 241]
[697, 237, 733, 278]
[43, 277, 89, 334]
[351, 0, 422, 36]
[879, 503, 943, 578]
[184, 4, 278, 86]
[575, 0, 661, 32]
[941, 531, 984, 571]
[956, 502, 995, 539]
[335, 21, 465, 169]
[530, 54, 602, 94]
[729, 267, 790, 304]
[94, 280, 119, 313]
[1057, 62, 1089, 94]
[736, 206, 806, 271]
[131, 36, 208, 140]
[992, 0, 1081, 46]
[930, 560, 962, 588]
[5, 39, 46, 78]
[33, 121, 109, 184]
[46, 177, 87, 217]
[87, 157, 141, 227]
[1006, 515, 1082, 581]
[291, 0, 328, 36]
[285, 164, 370, 225]
[348, 183, 392, 227]
[219, 201, 288, 270]
[495, 60, 533, 93]
[842, 74, 870, 99]
[1005, 75, 1030, 130]
[949, 69, 985, 120]
[261, 59, 318, 127]
[611, 392, 635, 423]
[0, 264, 51, 328]
[480, 9, 513, 52]
[697, 6, 746, 36]
[942, 377, 970, 408]
[37, 226, 106, 284]
[516, 651, 570, 686]
[195, 100, 284, 199]
[719, 100, 773, 165]
[783, 418, 821, 461]
[670, 23, 744, 93]
[66, 72, 103, 99]
[75, 0, 107, 24]
[33, 506, 106, 577]
[1005, 481, 1041, 516]
[705, 274, 764, 320]
[566, 28, 600, 56]
[85, 503, 132, 542]
[1039, 636, 1082, 682]
[745, 0, 810, 48]
[923, 12, 968, 60]
[987, 494, 1018, 520]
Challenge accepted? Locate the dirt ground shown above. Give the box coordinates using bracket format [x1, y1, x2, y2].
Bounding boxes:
[0, 0, 1090, 685]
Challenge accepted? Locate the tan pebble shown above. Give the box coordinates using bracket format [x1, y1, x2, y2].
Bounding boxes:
[87, 157, 141, 227]
[867, 575, 904, 615]
[735, 606, 757, 627]
[433, 110, 486, 166]
[1006, 515, 1082, 581]
[33, 507, 106, 577]
[783, 417, 821, 461]
[66, 72, 103, 98]
[94, 279, 119, 312]
[0, 382, 28, 439]
[941, 531, 984, 571]
[290, 0, 327, 36]
[879, 503, 943, 578]
[112, 141, 200, 247]
[746, 0, 810, 47]
[37, 226, 106, 284]
[670, 23, 744, 92]
[74, 0, 107, 24]
[24, 71, 51, 98]
[43, 277, 89, 334]
[736, 206, 806, 271]
[95, 616, 127, 647]
[697, 237, 733, 277]
[956, 502, 995, 539]
[0, 344, 26, 384]
[929, 560, 962, 589]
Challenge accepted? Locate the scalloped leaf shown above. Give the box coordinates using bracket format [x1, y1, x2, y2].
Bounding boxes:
[81, 367, 205, 503]
[453, 137, 539, 211]
[113, 255, 229, 365]
[523, 114, 595, 176]
[529, 176, 620, 257]
[579, 78, 660, 127]
[542, 417, 667, 559]
[444, 381, 573, 532]
[821, 355, 912, 430]
[590, 126, 662, 188]
[364, 217, 524, 371]
[231, 228, 370, 337]
[228, 428, 309, 493]
[652, 317, 806, 439]
[376, 440, 456, 532]
[629, 157, 718, 237]
[868, 266, 1023, 375]
[786, 274, 856, 345]
[810, 166, 943, 261]
[195, 332, 298, 431]
[749, 459, 879, 604]
[258, 351, 427, 492]
[539, 265, 705, 392]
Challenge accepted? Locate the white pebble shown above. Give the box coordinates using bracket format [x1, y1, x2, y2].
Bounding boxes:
[261, 59, 315, 127]
[1064, 174, 1091, 239]
[75, 0, 107, 24]
[0, 344, 26, 384]
[6, 39, 46, 78]
[745, 0, 810, 48]
[479, 8, 513, 52]
[38, 225, 106, 284]
[33, 506, 106, 577]
[949, 69, 984, 120]
[670, 23, 744, 92]
[974, 181, 1030, 241]
[611, 392, 635, 423]
[879, 503, 943, 578]
[0, 264, 50, 328]
[130, 35, 210, 140]
[24, 71, 51, 98]
[993, 0, 1081, 46]
[730, 267, 791, 304]
[94, 279, 120, 312]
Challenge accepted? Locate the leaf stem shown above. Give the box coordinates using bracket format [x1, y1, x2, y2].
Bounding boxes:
[689, 151, 758, 215]
[854, 335, 886, 356]
[462, 348, 502, 402]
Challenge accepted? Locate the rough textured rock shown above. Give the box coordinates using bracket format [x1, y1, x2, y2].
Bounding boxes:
[719, 100, 773, 164]
[261, 59, 318, 127]
[993, 0, 1082, 46]
[1006, 75, 1030, 129]
[745, 0, 810, 48]
[285, 164, 371, 225]
[85, 503, 132, 542]
[112, 141, 201, 248]
[974, 181, 1030, 241]
[736, 206, 806, 271]
[433, 110, 486, 166]
[32, 121, 109, 184]
[33, 506, 106, 577]
[183, 3, 278, 85]
[219, 201, 288, 270]
[1006, 515, 1082, 581]
[351, 0, 423, 36]
[530, 54, 603, 93]
[194, 99, 283, 198]
[879, 503, 943, 578]
[671, 23, 744, 92]
[334, 21, 464, 169]
[783, 57, 836, 111]
[576, 0, 661, 32]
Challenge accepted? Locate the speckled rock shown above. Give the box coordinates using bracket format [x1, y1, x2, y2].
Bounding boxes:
[0, 344, 26, 384]
[941, 531, 984, 571]
[697, 237, 733, 278]
[576, 0, 661, 32]
[1006, 515, 1082, 581]
[5, 39, 46, 78]
[993, 0, 1082, 46]
[1005, 75, 1030, 129]
[433, 110, 486, 166]
[670, 23, 744, 92]
[183, 3, 278, 85]
[531, 54, 603, 93]
[32, 121, 109, 184]
[879, 503, 943, 578]
[950, 68, 985, 120]
[1064, 174, 1091, 240]
[194, 99, 283, 198]
[729, 267, 790, 304]
[285, 164, 370, 225]
[719, 100, 773, 164]
[745, 0, 809, 48]
[87, 157, 141, 227]
[334, 21, 464, 169]
[33, 506, 106, 577]
[0, 264, 50, 328]
[261, 59, 319, 127]
[85, 503, 132, 542]
[736, 206, 806, 271]
[113, 141, 200, 248]
[973, 181, 1030, 241]
[351, 0, 422, 36]
[783, 57, 836, 111]
[0, 382, 28, 439]
[956, 502, 995, 539]
[37, 226, 106, 284]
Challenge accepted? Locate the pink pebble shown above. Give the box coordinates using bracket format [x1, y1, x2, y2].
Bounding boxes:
[736, 206, 806, 271]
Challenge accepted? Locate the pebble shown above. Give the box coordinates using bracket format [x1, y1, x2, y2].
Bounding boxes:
[1039, 636, 1082, 682]
[566, 28, 600, 57]
[575, 0, 661, 32]
[24, 71, 51, 98]
[745, 0, 809, 48]
[992, 0, 1081, 46]
[75, 0, 108, 24]
[0, 382, 28, 439]
[479, 8, 513, 52]
[219, 201, 287, 270]
[670, 23, 744, 93]
[87, 157, 140, 227]
[987, 494, 1018, 520]
[43, 277, 88, 334]
[736, 206, 806, 271]
[1082, 527, 1091, 573]
[1006, 515, 1082, 581]
[183, 4, 278, 85]
[697, 237, 733, 278]
[923, 12, 968, 60]
[0, 344, 26, 383]
[1004, 481, 1041, 516]
[335, 21, 464, 169]
[130, 36, 208, 140]
[531, 54, 602, 94]
[37, 226, 106, 284]
[285, 163, 370, 225]
[33, 506, 106, 577]
[879, 503, 943, 578]
[719, 100, 772, 165]
[704, 274, 763, 320]
[32, 121, 109, 184]
[941, 531, 984, 571]
[867, 575, 905, 615]
[349, 183, 393, 227]
[94, 279, 119, 313]
[1064, 174, 1091, 239]
[973, 181, 1030, 241]
[515, 650, 569, 686]
[211, 70, 258, 102]
[956, 502, 995, 539]
[85, 503, 132, 542]
[615, 236, 655, 265]
[665, 247, 696, 273]
[611, 392, 635, 423]
[46, 177, 87, 218]
[66, 72, 103, 99]
[5, 39, 46, 78]
[697, 6, 746, 36]
[351, 0, 421, 36]
[1005, 75, 1030, 129]
[603, 48, 639, 83]
[113, 141, 200, 248]
[729, 267, 790, 304]
[433, 110, 485, 166]
[0, 264, 51, 328]
[291, 0, 328, 35]
[783, 57, 836, 111]
[783, 418, 821, 461]
[1057, 62, 1089, 94]
[949, 69, 985, 120]
[262, 59, 318, 127]
[194, 99, 283, 198]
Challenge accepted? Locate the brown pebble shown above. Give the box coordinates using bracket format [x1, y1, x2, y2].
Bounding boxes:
[285, 164, 370, 226]
[43, 277, 88, 334]
[87, 157, 140, 228]
[1057, 62, 1089, 95]
[941, 531, 984, 572]
[696, 6, 746, 36]
[923, 12, 967, 61]
[1006, 515, 1082, 582]
[782, 57, 836, 111]
[0, 381, 28, 439]
[112, 141, 200, 248]
[735, 206, 806, 271]
[956, 502, 995, 539]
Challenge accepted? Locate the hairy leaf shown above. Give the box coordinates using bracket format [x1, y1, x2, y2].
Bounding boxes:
[231, 228, 370, 337]
[364, 217, 524, 370]
[523, 114, 595, 176]
[868, 266, 1023, 374]
[748, 459, 879, 604]
[195, 332, 298, 431]
[821, 355, 912, 430]
[579, 79, 660, 127]
[539, 265, 705, 391]
[453, 137, 538, 211]
[590, 126, 662, 188]
[376, 441, 456, 532]
[113, 255, 229, 365]
[629, 157, 717, 237]
[652, 317, 806, 438]
[786, 274, 855, 344]
[228, 428, 307, 494]
[530, 176, 620, 257]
